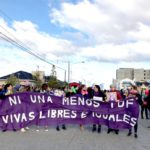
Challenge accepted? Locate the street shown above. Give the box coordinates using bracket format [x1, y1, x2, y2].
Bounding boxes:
[0, 119, 150, 150]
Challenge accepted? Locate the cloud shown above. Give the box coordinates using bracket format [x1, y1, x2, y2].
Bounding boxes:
[50, 0, 150, 43]
[0, 17, 79, 60]
[50, 0, 150, 63]
[80, 41, 150, 63]
[0, 17, 77, 80]
[1, 0, 150, 87]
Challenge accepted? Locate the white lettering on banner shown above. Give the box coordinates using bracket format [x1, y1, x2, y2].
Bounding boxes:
[39, 109, 77, 119]
[62, 97, 69, 105]
[70, 97, 78, 105]
[110, 100, 134, 109]
[14, 113, 21, 123]
[1, 111, 137, 127]
[21, 113, 27, 122]
[95, 113, 102, 118]
[116, 114, 123, 122]
[57, 110, 63, 118]
[10, 113, 14, 123]
[2, 113, 36, 124]
[110, 102, 114, 108]
[123, 114, 130, 124]
[39, 111, 46, 119]
[9, 96, 21, 106]
[30, 95, 53, 103]
[71, 111, 77, 118]
[62, 97, 100, 108]
[78, 97, 85, 105]
[29, 112, 35, 120]
[81, 112, 88, 118]
[108, 115, 115, 121]
[51, 110, 57, 118]
[118, 101, 124, 108]
[126, 100, 134, 108]
[47, 96, 53, 103]
[103, 114, 109, 119]
[130, 117, 137, 126]
[63, 110, 71, 118]
[2, 115, 9, 124]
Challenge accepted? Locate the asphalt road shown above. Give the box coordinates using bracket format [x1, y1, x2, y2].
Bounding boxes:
[0, 119, 150, 150]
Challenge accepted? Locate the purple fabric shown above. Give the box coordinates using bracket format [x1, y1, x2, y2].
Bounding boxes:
[0, 92, 139, 130]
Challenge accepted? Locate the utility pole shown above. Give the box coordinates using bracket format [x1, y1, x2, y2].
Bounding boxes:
[64, 70, 66, 82]
[51, 65, 57, 77]
[68, 61, 70, 84]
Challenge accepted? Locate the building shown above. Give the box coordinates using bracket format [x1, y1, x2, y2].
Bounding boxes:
[116, 68, 150, 82]
[0, 71, 35, 85]
[115, 68, 150, 89]
[116, 68, 134, 80]
[134, 69, 145, 81]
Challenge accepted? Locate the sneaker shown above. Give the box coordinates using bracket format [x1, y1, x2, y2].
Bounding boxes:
[45, 128, 49, 132]
[25, 127, 30, 130]
[36, 129, 40, 132]
[20, 128, 26, 133]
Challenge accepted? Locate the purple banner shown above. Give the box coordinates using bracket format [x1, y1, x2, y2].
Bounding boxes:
[0, 92, 139, 130]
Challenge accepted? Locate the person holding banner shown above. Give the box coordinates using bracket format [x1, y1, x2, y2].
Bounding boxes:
[126, 85, 142, 138]
[1, 84, 16, 132]
[92, 85, 106, 133]
[77, 85, 88, 131]
[107, 84, 122, 135]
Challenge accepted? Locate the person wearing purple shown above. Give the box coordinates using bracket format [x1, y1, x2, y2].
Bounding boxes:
[126, 85, 142, 138]
[92, 85, 106, 133]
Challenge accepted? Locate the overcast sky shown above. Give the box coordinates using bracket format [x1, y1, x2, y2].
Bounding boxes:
[1, 0, 150, 88]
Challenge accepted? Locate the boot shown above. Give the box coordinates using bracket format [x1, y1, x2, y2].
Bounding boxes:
[97, 125, 101, 133]
[92, 124, 96, 132]
[56, 126, 60, 131]
[62, 124, 66, 130]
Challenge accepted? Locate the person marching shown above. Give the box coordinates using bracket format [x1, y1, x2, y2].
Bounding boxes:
[107, 84, 122, 135]
[92, 85, 106, 133]
[126, 85, 142, 138]
[77, 85, 88, 131]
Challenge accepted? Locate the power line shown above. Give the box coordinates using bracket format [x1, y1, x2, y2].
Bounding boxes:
[0, 31, 65, 71]
[0, 9, 66, 71]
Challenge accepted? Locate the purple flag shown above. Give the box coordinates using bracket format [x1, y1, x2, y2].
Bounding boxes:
[0, 92, 139, 130]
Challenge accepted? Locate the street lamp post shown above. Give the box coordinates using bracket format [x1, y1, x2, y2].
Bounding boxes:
[56, 60, 84, 85]
[67, 61, 84, 84]
[64, 70, 66, 82]
[68, 61, 70, 84]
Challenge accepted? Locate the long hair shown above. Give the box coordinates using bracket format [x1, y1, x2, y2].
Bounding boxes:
[4, 84, 12, 91]
[94, 85, 101, 93]
[77, 85, 85, 94]
[87, 87, 94, 99]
